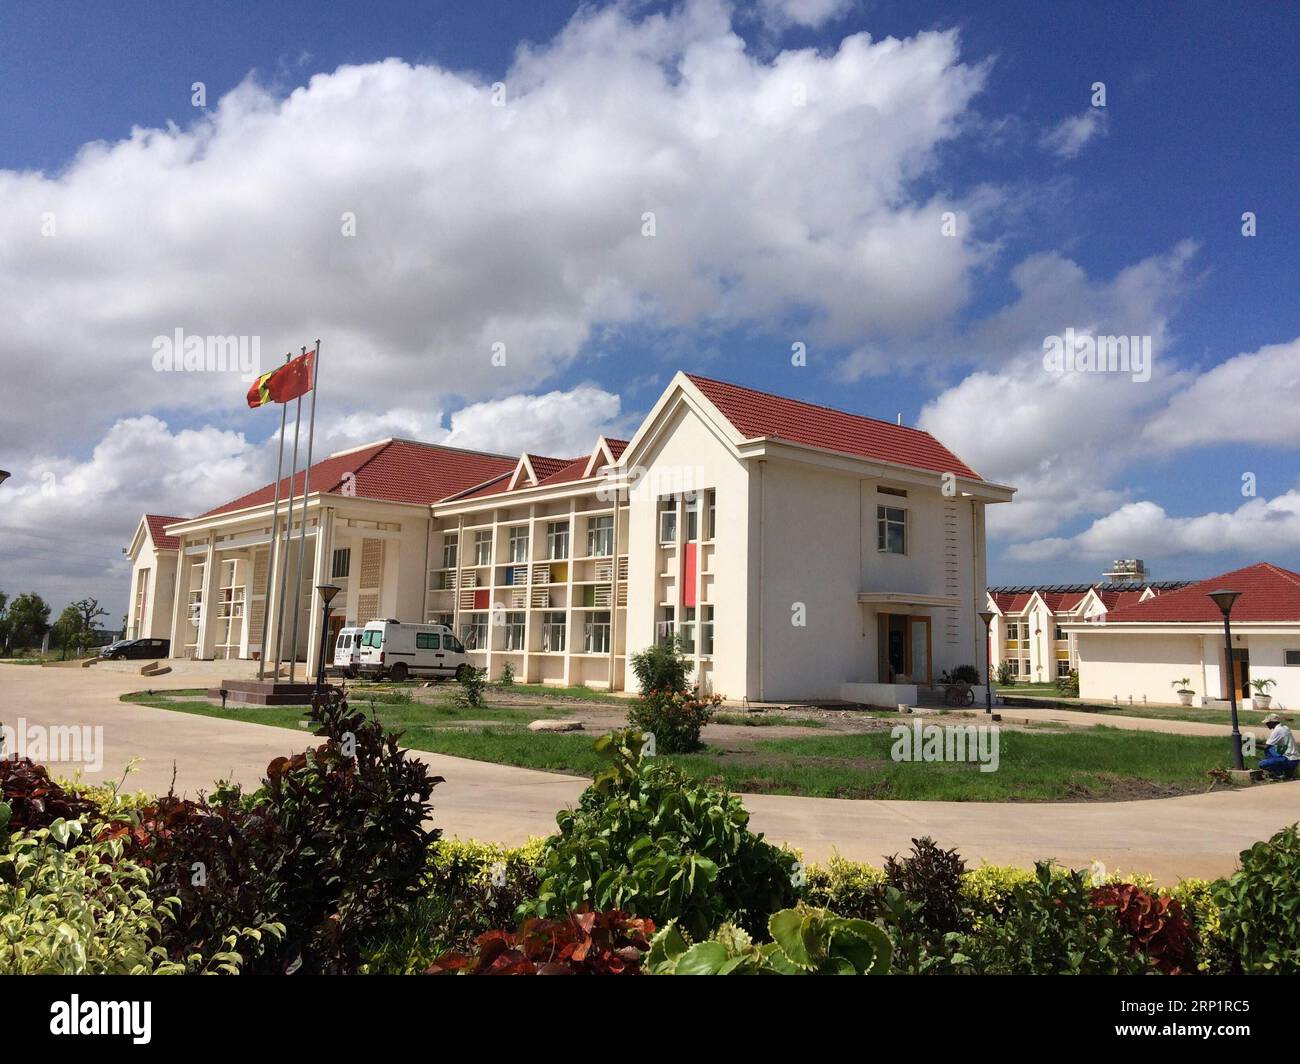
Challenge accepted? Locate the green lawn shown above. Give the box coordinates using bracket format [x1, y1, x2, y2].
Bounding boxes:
[129, 690, 1238, 802]
[1089, 703, 1274, 727]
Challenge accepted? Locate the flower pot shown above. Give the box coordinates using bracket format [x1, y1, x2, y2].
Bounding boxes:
[1177, 691, 1194, 706]
[1253, 694, 1272, 710]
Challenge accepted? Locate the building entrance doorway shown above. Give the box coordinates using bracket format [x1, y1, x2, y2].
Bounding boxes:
[877, 613, 932, 684]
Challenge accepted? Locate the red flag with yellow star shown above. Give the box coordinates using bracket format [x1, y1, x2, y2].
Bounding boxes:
[246, 351, 314, 408]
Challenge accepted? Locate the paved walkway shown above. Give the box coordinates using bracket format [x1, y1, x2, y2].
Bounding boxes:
[2, 664, 1296, 883]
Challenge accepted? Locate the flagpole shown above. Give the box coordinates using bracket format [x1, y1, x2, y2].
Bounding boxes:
[274, 381, 304, 677]
[256, 352, 291, 680]
[287, 341, 320, 683]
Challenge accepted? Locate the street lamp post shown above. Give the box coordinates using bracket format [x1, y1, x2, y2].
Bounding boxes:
[314, 583, 342, 693]
[1208, 589, 1244, 771]
[979, 610, 996, 715]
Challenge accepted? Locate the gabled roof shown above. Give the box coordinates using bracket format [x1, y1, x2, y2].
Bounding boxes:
[201, 439, 516, 517]
[990, 592, 1034, 614]
[1036, 590, 1088, 613]
[146, 514, 186, 551]
[1104, 562, 1300, 624]
[685, 373, 982, 479]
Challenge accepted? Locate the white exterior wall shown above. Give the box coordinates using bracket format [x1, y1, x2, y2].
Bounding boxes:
[622, 404, 752, 697]
[126, 541, 177, 640]
[1077, 628, 1300, 710]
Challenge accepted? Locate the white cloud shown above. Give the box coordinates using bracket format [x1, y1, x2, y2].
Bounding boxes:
[917, 242, 1197, 539]
[1008, 490, 1300, 562]
[1040, 108, 1107, 159]
[757, 0, 855, 31]
[1142, 338, 1300, 449]
[0, 0, 989, 466]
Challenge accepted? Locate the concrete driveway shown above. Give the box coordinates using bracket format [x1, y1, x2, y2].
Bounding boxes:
[3, 663, 1297, 883]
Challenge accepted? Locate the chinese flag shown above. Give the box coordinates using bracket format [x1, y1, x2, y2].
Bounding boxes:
[247, 351, 314, 408]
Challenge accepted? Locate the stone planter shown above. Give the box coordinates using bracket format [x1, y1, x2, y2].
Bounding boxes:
[1253, 694, 1273, 711]
[1176, 690, 1194, 706]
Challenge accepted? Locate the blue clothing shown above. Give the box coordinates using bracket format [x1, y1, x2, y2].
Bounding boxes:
[1260, 750, 1299, 779]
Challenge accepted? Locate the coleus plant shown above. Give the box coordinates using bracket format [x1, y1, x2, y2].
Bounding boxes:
[426, 909, 656, 975]
[648, 904, 893, 975]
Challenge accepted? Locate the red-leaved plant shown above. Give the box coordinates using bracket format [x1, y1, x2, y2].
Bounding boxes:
[0, 756, 100, 832]
[1091, 883, 1194, 975]
[427, 909, 655, 975]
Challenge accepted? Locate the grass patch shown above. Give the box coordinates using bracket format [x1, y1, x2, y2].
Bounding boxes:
[126, 690, 1239, 802]
[496, 682, 628, 703]
[1089, 703, 1274, 727]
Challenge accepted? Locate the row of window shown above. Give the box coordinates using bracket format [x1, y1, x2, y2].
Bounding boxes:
[1006, 659, 1074, 679]
[657, 490, 718, 544]
[440, 517, 615, 569]
[1003, 622, 1069, 641]
[458, 610, 613, 654]
[656, 605, 715, 656]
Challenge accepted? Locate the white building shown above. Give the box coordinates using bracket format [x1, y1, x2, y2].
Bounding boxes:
[1065, 562, 1300, 710]
[130, 372, 1013, 701]
[986, 582, 1187, 683]
[123, 514, 185, 640]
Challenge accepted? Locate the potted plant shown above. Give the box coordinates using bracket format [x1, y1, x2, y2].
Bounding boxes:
[1171, 678, 1195, 706]
[1251, 677, 1277, 710]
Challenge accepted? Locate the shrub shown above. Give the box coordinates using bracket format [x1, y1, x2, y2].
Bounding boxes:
[803, 853, 886, 918]
[627, 687, 719, 753]
[1057, 669, 1080, 697]
[875, 837, 971, 973]
[0, 757, 99, 833]
[1092, 883, 1195, 975]
[629, 638, 693, 695]
[499, 661, 515, 686]
[648, 905, 892, 975]
[109, 686, 444, 974]
[526, 730, 799, 938]
[939, 665, 980, 685]
[427, 909, 654, 975]
[455, 666, 487, 708]
[953, 862, 1147, 974]
[0, 818, 184, 974]
[1211, 824, 1300, 973]
[995, 661, 1015, 686]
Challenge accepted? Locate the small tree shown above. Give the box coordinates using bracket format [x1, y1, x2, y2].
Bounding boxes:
[5, 592, 50, 653]
[455, 666, 487, 708]
[51, 605, 86, 659]
[630, 636, 693, 696]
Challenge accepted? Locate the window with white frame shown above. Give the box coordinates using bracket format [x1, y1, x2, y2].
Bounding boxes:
[658, 496, 677, 543]
[685, 496, 699, 542]
[706, 489, 716, 540]
[331, 548, 351, 579]
[508, 526, 529, 563]
[541, 611, 566, 652]
[461, 613, 488, 650]
[1005, 622, 1020, 641]
[586, 515, 613, 557]
[1056, 659, 1072, 679]
[1285, 649, 1300, 666]
[657, 605, 676, 646]
[679, 606, 696, 653]
[584, 611, 611, 654]
[701, 605, 714, 656]
[1009, 659, 1021, 677]
[877, 505, 906, 554]
[546, 521, 569, 560]
[134, 569, 150, 634]
[441, 538, 457, 570]
[1054, 624, 1065, 640]
[504, 611, 526, 650]
[473, 530, 492, 566]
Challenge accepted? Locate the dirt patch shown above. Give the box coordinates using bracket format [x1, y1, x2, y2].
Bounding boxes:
[1061, 774, 1198, 803]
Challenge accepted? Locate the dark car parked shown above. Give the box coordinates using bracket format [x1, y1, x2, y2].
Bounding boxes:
[99, 637, 169, 660]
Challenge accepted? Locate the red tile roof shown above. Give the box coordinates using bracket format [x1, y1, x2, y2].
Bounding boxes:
[201, 440, 516, 517]
[526, 454, 578, 482]
[605, 438, 628, 460]
[538, 456, 592, 486]
[1038, 590, 1087, 612]
[686, 373, 982, 479]
[1104, 563, 1300, 624]
[146, 514, 187, 551]
[991, 592, 1034, 614]
[1095, 589, 1148, 611]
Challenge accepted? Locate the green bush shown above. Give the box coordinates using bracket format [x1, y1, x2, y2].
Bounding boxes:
[803, 853, 885, 918]
[995, 661, 1015, 686]
[647, 905, 892, 975]
[1057, 669, 1080, 697]
[875, 837, 971, 973]
[1212, 824, 1300, 973]
[629, 639, 693, 695]
[455, 666, 487, 708]
[953, 862, 1147, 974]
[525, 730, 799, 938]
[0, 817, 185, 974]
[627, 688, 719, 753]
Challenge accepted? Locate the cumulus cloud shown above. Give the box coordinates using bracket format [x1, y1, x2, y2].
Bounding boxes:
[0, 0, 989, 466]
[918, 242, 1198, 538]
[1040, 108, 1107, 159]
[1008, 490, 1300, 562]
[757, 0, 855, 31]
[1142, 338, 1300, 449]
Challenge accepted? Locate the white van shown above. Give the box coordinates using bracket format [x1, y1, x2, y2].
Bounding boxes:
[331, 626, 365, 678]
[356, 619, 469, 682]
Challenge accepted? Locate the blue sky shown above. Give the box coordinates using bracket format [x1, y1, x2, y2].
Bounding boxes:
[0, 0, 1297, 615]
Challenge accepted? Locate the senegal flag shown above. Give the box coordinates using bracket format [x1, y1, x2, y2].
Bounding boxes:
[247, 351, 314, 408]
